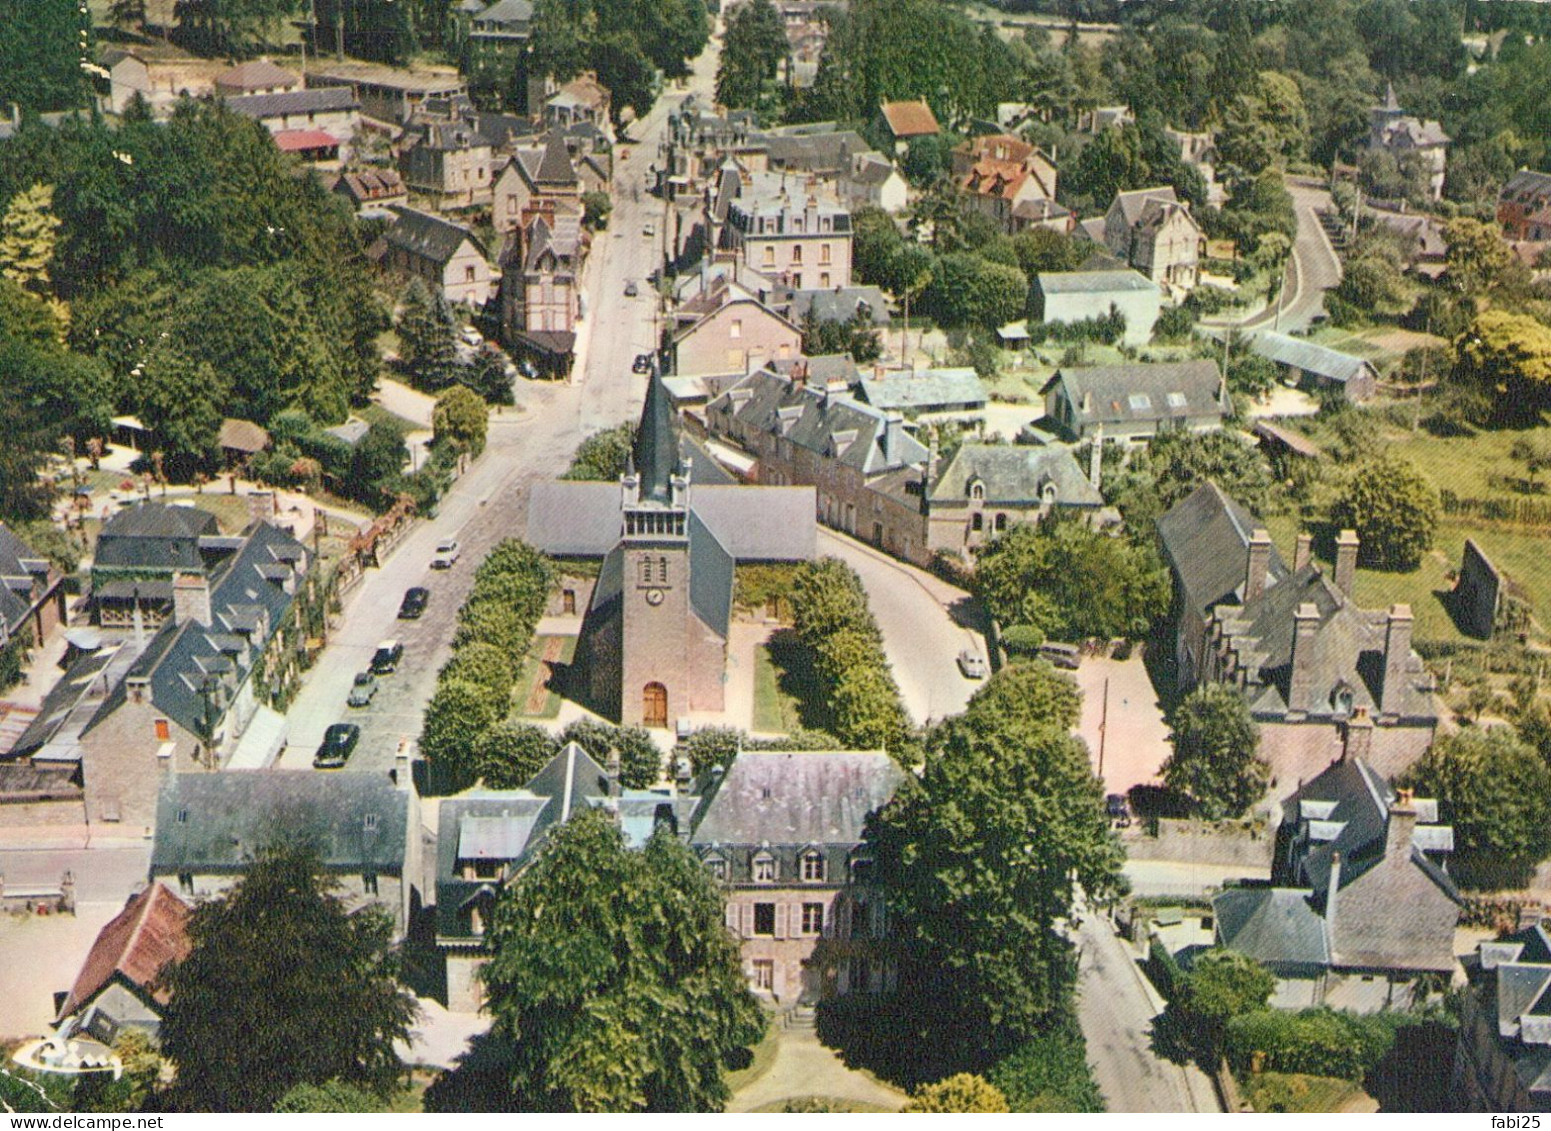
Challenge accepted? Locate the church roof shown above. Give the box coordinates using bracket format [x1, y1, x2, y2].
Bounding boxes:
[634, 367, 679, 503]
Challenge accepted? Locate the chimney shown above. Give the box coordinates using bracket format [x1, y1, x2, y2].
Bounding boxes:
[1081, 390, 1093, 416]
[1294, 532, 1313, 573]
[1325, 851, 1341, 927]
[1289, 602, 1320, 716]
[1244, 528, 1273, 605]
[1379, 604, 1414, 717]
[927, 434, 940, 491]
[247, 490, 277, 526]
[1342, 707, 1373, 763]
[1385, 788, 1418, 861]
[1089, 425, 1104, 491]
[606, 748, 621, 797]
[1334, 529, 1359, 598]
[172, 572, 212, 627]
[883, 413, 905, 465]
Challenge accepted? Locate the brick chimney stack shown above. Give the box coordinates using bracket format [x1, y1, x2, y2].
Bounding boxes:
[1245, 528, 1273, 605]
[1294, 531, 1313, 573]
[1289, 602, 1321, 716]
[1380, 604, 1415, 718]
[172, 572, 212, 627]
[1334, 529, 1360, 598]
[1385, 787, 1418, 861]
[1342, 707, 1373, 763]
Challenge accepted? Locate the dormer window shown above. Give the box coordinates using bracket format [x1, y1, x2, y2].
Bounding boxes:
[364, 813, 379, 832]
[753, 853, 776, 883]
[801, 850, 825, 882]
[706, 855, 728, 881]
[968, 479, 985, 501]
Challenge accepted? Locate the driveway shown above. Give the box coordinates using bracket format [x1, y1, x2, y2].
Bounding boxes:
[1073, 904, 1220, 1113]
[1241, 178, 1342, 335]
[726, 1023, 905, 1113]
[1072, 656, 1171, 796]
[815, 529, 985, 726]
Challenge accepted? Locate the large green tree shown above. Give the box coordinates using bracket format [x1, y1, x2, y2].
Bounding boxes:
[716, 0, 788, 109]
[0, 1, 91, 114]
[865, 665, 1125, 1071]
[1161, 685, 1270, 819]
[157, 847, 416, 1112]
[1456, 309, 1551, 423]
[476, 809, 763, 1111]
[1329, 453, 1439, 571]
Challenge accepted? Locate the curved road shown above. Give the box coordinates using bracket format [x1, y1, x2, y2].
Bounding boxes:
[1240, 178, 1343, 335]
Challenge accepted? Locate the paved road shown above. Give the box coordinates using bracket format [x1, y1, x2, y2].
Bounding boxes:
[1073, 905, 1220, 1113]
[815, 529, 985, 727]
[278, 30, 724, 774]
[1241, 179, 1342, 335]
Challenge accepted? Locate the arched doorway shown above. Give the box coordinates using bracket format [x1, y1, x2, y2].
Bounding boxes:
[643, 682, 668, 728]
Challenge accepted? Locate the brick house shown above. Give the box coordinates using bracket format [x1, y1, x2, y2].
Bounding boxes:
[1213, 749, 1459, 1012]
[924, 443, 1106, 560]
[150, 771, 420, 938]
[1156, 482, 1440, 786]
[1498, 169, 1551, 242]
[1102, 186, 1203, 291]
[499, 209, 583, 377]
[376, 206, 494, 307]
[54, 883, 191, 1044]
[1042, 360, 1228, 443]
[333, 167, 408, 213]
[876, 100, 940, 155]
[952, 134, 1064, 235]
[491, 132, 582, 234]
[691, 750, 906, 1003]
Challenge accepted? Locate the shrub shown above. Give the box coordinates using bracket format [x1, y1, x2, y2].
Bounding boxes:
[1225, 1009, 1407, 1079]
[988, 1029, 1105, 1113]
[1000, 623, 1046, 655]
[902, 1074, 1009, 1113]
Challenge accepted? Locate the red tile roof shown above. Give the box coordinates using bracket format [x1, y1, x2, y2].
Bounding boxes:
[58, 883, 191, 1020]
[879, 100, 940, 139]
[274, 129, 340, 152]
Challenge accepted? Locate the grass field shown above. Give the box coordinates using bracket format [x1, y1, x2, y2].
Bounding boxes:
[752, 640, 804, 734]
[359, 401, 423, 436]
[1243, 1071, 1372, 1113]
[1386, 420, 1551, 500]
[513, 634, 576, 719]
[1305, 325, 1448, 371]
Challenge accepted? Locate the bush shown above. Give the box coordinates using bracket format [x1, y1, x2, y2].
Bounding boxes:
[1225, 1009, 1408, 1080]
[987, 1029, 1105, 1113]
[1000, 623, 1046, 655]
[902, 1074, 1009, 1113]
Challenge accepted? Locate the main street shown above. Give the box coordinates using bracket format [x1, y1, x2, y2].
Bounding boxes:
[279, 30, 723, 773]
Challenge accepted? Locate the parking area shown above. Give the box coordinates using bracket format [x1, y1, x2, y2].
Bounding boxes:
[1071, 653, 1172, 796]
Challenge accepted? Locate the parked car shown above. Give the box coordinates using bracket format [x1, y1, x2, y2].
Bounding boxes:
[632, 353, 654, 374]
[1038, 641, 1081, 670]
[347, 671, 377, 707]
[370, 640, 403, 674]
[459, 325, 483, 347]
[1106, 793, 1131, 826]
[314, 723, 361, 769]
[642, 222, 655, 237]
[624, 280, 639, 297]
[957, 648, 987, 679]
[398, 587, 430, 619]
[431, 539, 460, 569]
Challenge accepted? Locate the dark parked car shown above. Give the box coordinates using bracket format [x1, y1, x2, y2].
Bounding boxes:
[632, 353, 654, 374]
[370, 640, 403, 674]
[314, 723, 361, 769]
[1106, 793, 1131, 826]
[399, 587, 430, 619]
[347, 671, 377, 707]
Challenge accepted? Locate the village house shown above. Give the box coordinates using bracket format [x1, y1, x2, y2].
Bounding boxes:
[306, 61, 468, 125]
[499, 207, 583, 378]
[1034, 269, 1163, 346]
[1042, 360, 1228, 443]
[718, 172, 854, 291]
[53, 883, 191, 1045]
[1498, 170, 1551, 242]
[692, 750, 906, 1003]
[89, 502, 222, 628]
[544, 73, 612, 134]
[150, 771, 420, 938]
[464, 0, 537, 107]
[850, 366, 987, 426]
[1156, 482, 1440, 785]
[1213, 747, 1459, 1012]
[1102, 186, 1204, 292]
[225, 88, 360, 159]
[1250, 331, 1379, 403]
[876, 100, 940, 155]
[100, 46, 223, 117]
[526, 370, 815, 726]
[774, 284, 891, 336]
[1162, 126, 1225, 207]
[492, 132, 583, 234]
[0, 522, 68, 655]
[1455, 920, 1551, 1112]
[838, 151, 909, 214]
[924, 443, 1106, 560]
[399, 118, 494, 210]
[332, 167, 409, 213]
[376, 206, 494, 307]
[670, 281, 804, 379]
[214, 59, 301, 98]
[952, 134, 1066, 235]
[1368, 83, 1449, 202]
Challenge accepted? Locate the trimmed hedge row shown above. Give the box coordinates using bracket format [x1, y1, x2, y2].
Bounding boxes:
[1225, 1008, 1413, 1081]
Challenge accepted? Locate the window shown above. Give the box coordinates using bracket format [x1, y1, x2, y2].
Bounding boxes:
[969, 481, 985, 500]
[753, 854, 776, 883]
[995, 513, 1007, 532]
[801, 851, 825, 882]
[364, 813, 379, 832]
[362, 873, 378, 895]
[730, 318, 742, 340]
[820, 243, 831, 265]
[801, 903, 825, 935]
[154, 718, 171, 742]
[762, 246, 776, 267]
[176, 808, 188, 824]
[1166, 391, 1188, 409]
[177, 873, 194, 896]
[819, 272, 830, 288]
[790, 245, 803, 265]
[465, 265, 477, 283]
[752, 959, 775, 991]
[707, 857, 728, 881]
[971, 513, 983, 532]
[753, 903, 776, 935]
[1127, 393, 1152, 411]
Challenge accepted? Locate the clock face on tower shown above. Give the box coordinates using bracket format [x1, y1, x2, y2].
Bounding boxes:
[645, 588, 665, 606]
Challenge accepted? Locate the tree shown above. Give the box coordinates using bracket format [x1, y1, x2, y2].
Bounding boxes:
[1175, 949, 1275, 1045]
[0, 2, 90, 114]
[134, 346, 229, 475]
[0, 183, 62, 300]
[1217, 72, 1310, 176]
[1403, 727, 1551, 889]
[715, 0, 788, 109]
[1443, 217, 1527, 299]
[474, 722, 560, 790]
[987, 1028, 1104, 1113]
[1510, 434, 1551, 490]
[275, 1081, 390, 1113]
[397, 280, 460, 392]
[923, 252, 1028, 329]
[477, 809, 763, 1111]
[562, 423, 635, 480]
[346, 421, 409, 507]
[581, 190, 612, 232]
[465, 344, 514, 405]
[903, 1074, 1010, 1113]
[1456, 309, 1551, 423]
[420, 678, 503, 792]
[1329, 453, 1440, 571]
[865, 667, 1126, 1072]
[434, 385, 489, 457]
[1161, 685, 1269, 819]
[157, 847, 416, 1112]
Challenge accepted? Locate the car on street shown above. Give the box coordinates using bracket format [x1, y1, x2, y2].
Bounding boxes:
[370, 640, 403, 674]
[431, 539, 460, 569]
[313, 723, 361, 769]
[957, 648, 987, 679]
[399, 586, 430, 619]
[624, 280, 639, 297]
[347, 671, 377, 707]
[1039, 641, 1081, 670]
[459, 326, 483, 347]
[632, 353, 654, 374]
[642, 222, 655, 237]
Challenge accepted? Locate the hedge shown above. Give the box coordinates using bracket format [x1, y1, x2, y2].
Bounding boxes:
[987, 1028, 1105, 1113]
[1225, 1008, 1413, 1080]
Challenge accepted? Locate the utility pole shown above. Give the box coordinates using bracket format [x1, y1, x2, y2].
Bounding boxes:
[1097, 676, 1109, 780]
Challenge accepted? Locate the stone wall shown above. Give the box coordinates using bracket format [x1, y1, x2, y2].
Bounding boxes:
[1123, 817, 1275, 869]
[1455, 538, 1503, 640]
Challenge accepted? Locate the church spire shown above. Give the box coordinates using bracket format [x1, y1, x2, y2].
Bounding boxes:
[632, 364, 679, 504]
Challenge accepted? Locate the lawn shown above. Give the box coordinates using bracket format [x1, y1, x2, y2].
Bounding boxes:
[752, 639, 804, 734]
[513, 634, 576, 719]
[724, 1012, 780, 1096]
[1386, 420, 1551, 501]
[1243, 1071, 1372, 1113]
[359, 401, 424, 436]
[1304, 325, 1448, 372]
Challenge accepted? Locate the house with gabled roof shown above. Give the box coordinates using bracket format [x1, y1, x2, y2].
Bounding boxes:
[499, 206, 584, 377]
[953, 134, 1066, 235]
[925, 443, 1106, 559]
[54, 883, 191, 1044]
[1213, 745, 1459, 1012]
[1156, 483, 1440, 785]
[491, 131, 583, 234]
[1457, 920, 1551, 1111]
[214, 59, 300, 97]
[1499, 170, 1551, 242]
[150, 770, 419, 936]
[1042, 359, 1227, 443]
[399, 116, 494, 210]
[333, 167, 408, 212]
[1102, 186, 1203, 292]
[1034, 268, 1163, 346]
[671, 286, 804, 379]
[1250, 331, 1378, 403]
[1369, 83, 1449, 202]
[375, 205, 493, 306]
[877, 100, 940, 153]
[0, 521, 67, 655]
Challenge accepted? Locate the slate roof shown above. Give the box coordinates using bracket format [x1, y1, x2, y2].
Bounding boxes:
[761, 129, 870, 173]
[474, 0, 533, 25]
[690, 751, 905, 847]
[878, 100, 940, 139]
[383, 205, 486, 267]
[10, 640, 143, 762]
[688, 510, 733, 638]
[335, 167, 406, 203]
[1156, 482, 1283, 615]
[1251, 332, 1377, 386]
[928, 443, 1103, 508]
[150, 772, 409, 874]
[1038, 268, 1159, 295]
[784, 285, 891, 326]
[58, 884, 190, 1020]
[0, 522, 51, 632]
[0, 761, 81, 800]
[634, 367, 678, 504]
[534, 131, 579, 186]
[1111, 185, 1179, 228]
[1042, 360, 1226, 429]
[1214, 886, 1330, 969]
[93, 503, 220, 574]
[224, 87, 356, 120]
[853, 367, 987, 414]
[1502, 170, 1551, 207]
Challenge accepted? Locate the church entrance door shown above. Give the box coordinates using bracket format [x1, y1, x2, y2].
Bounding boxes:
[643, 682, 668, 728]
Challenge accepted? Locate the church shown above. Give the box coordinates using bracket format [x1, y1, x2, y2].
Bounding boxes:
[526, 369, 816, 728]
